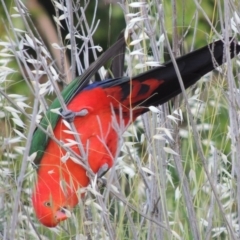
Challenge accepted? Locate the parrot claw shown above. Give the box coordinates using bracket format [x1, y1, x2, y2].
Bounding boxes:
[61, 109, 75, 122]
[97, 163, 109, 178]
[61, 109, 89, 122]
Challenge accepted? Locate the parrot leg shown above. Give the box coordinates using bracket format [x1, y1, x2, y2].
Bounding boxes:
[61, 109, 89, 122]
[97, 163, 109, 178]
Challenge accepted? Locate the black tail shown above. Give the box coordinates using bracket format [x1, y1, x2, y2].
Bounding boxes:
[102, 39, 239, 117]
[134, 38, 240, 108]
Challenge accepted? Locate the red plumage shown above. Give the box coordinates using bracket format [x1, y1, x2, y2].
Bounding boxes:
[32, 39, 240, 227]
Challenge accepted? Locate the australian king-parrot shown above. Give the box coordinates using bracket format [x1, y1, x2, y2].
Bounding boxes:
[30, 36, 240, 227]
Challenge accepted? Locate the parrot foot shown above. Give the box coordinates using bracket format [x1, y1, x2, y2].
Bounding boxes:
[61, 109, 89, 122]
[97, 163, 109, 178]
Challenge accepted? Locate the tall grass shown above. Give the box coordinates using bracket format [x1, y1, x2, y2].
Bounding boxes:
[0, 0, 240, 239]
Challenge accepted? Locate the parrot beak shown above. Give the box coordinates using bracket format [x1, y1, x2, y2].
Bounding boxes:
[55, 207, 71, 222]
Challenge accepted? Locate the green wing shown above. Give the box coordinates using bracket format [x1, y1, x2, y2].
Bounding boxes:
[30, 32, 126, 167]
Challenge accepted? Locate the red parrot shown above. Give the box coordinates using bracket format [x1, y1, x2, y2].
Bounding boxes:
[31, 38, 240, 227]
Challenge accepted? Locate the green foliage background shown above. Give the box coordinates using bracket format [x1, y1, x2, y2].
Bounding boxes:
[0, 0, 240, 239]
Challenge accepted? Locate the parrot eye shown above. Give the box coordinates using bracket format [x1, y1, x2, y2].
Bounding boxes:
[44, 201, 51, 207]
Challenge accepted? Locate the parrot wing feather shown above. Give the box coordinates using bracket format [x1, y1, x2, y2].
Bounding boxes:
[30, 31, 126, 167]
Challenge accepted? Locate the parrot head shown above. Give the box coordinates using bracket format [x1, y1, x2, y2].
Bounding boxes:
[32, 179, 79, 227]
